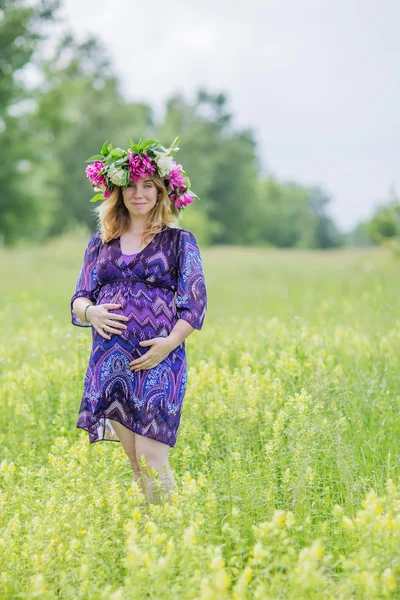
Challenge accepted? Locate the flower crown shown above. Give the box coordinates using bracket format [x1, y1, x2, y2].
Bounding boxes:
[85, 136, 198, 214]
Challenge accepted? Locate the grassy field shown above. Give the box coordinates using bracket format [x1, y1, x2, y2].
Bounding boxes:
[1, 232, 400, 598]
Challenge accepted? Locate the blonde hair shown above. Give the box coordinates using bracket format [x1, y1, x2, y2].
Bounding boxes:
[94, 175, 181, 246]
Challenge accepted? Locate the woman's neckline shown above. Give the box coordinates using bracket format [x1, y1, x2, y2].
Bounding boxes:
[118, 226, 169, 264]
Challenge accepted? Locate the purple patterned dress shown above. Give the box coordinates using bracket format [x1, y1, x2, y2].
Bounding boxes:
[70, 226, 207, 447]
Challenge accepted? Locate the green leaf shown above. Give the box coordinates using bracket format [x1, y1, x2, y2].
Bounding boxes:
[113, 157, 128, 167]
[122, 170, 130, 187]
[85, 154, 104, 163]
[110, 148, 125, 158]
[141, 139, 160, 149]
[130, 144, 142, 153]
[101, 141, 109, 156]
[169, 136, 180, 149]
[89, 193, 105, 203]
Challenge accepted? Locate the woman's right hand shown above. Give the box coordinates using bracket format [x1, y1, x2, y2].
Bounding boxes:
[86, 303, 129, 339]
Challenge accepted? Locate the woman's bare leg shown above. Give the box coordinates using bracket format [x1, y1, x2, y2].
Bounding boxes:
[108, 419, 141, 484]
[134, 435, 177, 505]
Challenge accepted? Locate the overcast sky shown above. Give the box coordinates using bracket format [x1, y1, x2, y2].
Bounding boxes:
[50, 0, 399, 231]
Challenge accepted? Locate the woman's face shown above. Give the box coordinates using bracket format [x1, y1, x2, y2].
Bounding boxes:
[122, 177, 158, 216]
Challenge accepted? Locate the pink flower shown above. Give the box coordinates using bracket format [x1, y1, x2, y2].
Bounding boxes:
[173, 191, 194, 210]
[103, 189, 112, 198]
[85, 161, 107, 188]
[180, 191, 194, 206]
[173, 197, 183, 210]
[141, 151, 155, 174]
[168, 164, 186, 191]
[128, 150, 156, 182]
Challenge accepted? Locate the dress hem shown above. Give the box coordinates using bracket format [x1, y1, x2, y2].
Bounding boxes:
[76, 417, 176, 448]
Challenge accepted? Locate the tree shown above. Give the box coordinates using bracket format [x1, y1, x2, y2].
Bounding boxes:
[307, 186, 343, 249]
[29, 34, 155, 236]
[158, 89, 261, 244]
[0, 0, 59, 245]
[365, 186, 400, 254]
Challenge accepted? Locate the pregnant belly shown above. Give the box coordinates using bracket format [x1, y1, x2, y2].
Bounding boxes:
[95, 286, 181, 351]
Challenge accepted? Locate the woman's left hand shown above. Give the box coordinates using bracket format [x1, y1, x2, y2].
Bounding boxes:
[129, 337, 176, 371]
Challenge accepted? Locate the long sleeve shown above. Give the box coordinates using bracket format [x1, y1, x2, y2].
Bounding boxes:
[175, 229, 207, 331]
[70, 232, 102, 327]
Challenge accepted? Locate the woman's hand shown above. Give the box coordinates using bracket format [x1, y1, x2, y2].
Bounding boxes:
[130, 337, 176, 372]
[87, 303, 129, 339]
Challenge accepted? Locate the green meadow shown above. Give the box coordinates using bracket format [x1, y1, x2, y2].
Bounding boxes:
[1, 232, 400, 599]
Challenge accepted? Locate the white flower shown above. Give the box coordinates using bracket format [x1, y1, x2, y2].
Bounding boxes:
[107, 164, 126, 186]
[154, 153, 176, 177]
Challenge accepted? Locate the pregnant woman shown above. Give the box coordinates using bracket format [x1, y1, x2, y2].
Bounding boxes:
[70, 136, 207, 505]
